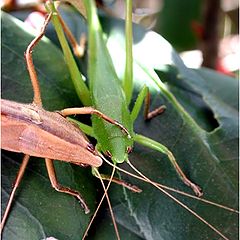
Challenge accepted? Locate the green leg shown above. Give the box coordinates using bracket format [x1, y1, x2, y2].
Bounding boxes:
[46, 2, 91, 106]
[68, 118, 95, 137]
[134, 134, 202, 197]
[130, 85, 166, 122]
[123, 0, 133, 105]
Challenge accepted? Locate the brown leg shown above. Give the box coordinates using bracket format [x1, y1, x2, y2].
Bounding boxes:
[57, 12, 86, 58]
[1, 0, 16, 10]
[45, 158, 90, 214]
[25, 12, 52, 107]
[2, 0, 45, 12]
[1, 154, 30, 233]
[167, 152, 203, 197]
[144, 90, 166, 121]
[59, 107, 131, 138]
[97, 174, 142, 193]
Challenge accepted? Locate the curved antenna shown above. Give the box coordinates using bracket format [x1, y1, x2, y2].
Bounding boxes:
[100, 153, 236, 240]
[127, 160, 230, 240]
[82, 166, 120, 239]
[101, 155, 238, 213]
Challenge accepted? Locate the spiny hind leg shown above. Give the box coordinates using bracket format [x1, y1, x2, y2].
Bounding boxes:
[57, 13, 86, 57]
[134, 134, 203, 197]
[54, 3, 86, 58]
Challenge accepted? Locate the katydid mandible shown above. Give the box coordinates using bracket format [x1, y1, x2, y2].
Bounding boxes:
[0, 12, 130, 233]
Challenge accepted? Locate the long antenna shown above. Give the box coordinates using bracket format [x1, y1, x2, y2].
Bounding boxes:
[95, 167, 120, 240]
[101, 156, 238, 213]
[100, 153, 233, 240]
[127, 161, 229, 240]
[82, 166, 119, 239]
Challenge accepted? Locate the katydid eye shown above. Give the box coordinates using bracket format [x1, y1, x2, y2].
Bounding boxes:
[127, 146, 133, 154]
[105, 150, 112, 158]
[87, 143, 95, 152]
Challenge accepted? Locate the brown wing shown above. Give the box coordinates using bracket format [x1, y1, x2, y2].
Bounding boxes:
[1, 114, 27, 152]
[1, 99, 102, 167]
[19, 124, 102, 167]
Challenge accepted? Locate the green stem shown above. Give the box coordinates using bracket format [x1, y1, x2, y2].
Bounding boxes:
[130, 85, 148, 122]
[83, 0, 100, 28]
[123, 0, 133, 105]
[46, 2, 91, 106]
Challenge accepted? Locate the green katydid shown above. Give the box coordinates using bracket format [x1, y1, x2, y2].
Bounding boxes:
[45, 1, 238, 239]
[47, 0, 201, 197]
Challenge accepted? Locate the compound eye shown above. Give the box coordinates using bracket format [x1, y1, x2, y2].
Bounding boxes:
[87, 143, 95, 152]
[105, 150, 112, 158]
[127, 146, 133, 154]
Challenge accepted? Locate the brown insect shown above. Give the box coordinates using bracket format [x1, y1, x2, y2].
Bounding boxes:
[0, 12, 130, 233]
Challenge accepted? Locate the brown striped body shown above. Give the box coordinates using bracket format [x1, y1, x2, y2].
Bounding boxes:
[1, 99, 102, 167]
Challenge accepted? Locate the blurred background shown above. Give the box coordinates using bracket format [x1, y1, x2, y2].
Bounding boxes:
[100, 0, 239, 77]
[1, 0, 239, 76]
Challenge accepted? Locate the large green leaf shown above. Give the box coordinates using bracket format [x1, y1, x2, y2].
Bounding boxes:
[98, 14, 238, 240]
[2, 6, 238, 240]
[1, 12, 98, 240]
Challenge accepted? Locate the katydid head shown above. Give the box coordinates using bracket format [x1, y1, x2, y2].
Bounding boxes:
[89, 90, 134, 163]
[106, 136, 132, 164]
[91, 111, 134, 164]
